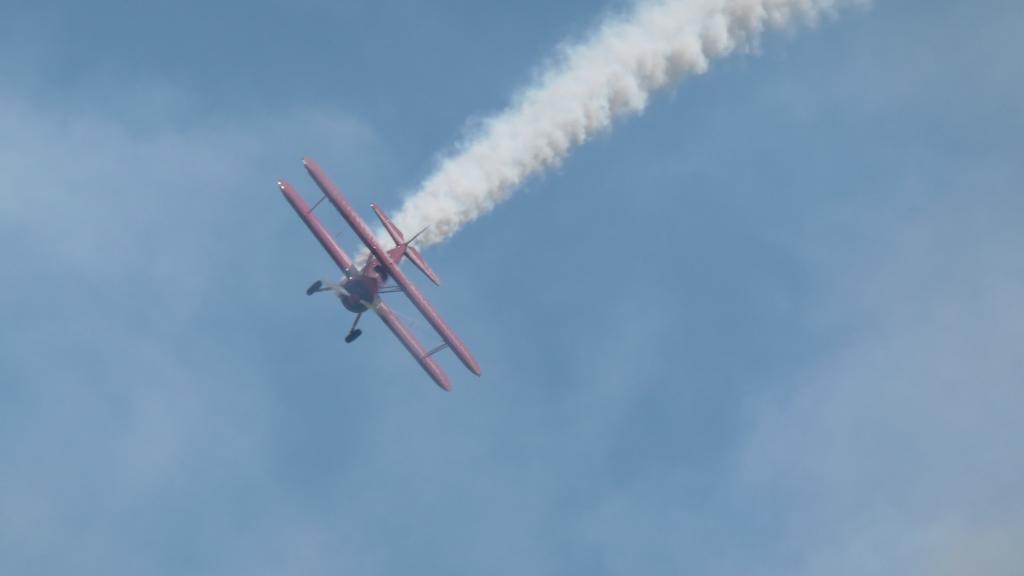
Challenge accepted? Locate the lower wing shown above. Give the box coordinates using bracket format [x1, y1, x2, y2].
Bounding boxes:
[372, 300, 452, 391]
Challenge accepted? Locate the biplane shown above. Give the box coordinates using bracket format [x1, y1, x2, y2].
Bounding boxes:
[278, 158, 481, 391]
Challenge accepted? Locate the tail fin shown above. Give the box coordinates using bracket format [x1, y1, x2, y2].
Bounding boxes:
[371, 204, 442, 286]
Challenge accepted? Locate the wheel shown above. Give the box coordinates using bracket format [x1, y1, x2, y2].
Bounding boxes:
[345, 329, 363, 344]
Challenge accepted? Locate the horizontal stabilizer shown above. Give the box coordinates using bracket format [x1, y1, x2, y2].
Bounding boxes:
[371, 203, 441, 287]
[406, 246, 440, 287]
[371, 203, 405, 246]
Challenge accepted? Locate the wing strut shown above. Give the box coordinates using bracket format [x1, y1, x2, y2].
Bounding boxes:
[424, 343, 449, 359]
[309, 194, 327, 213]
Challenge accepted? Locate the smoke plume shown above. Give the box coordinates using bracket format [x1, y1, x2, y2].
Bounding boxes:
[383, 0, 857, 251]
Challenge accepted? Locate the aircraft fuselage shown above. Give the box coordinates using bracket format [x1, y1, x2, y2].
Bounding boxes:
[338, 257, 391, 313]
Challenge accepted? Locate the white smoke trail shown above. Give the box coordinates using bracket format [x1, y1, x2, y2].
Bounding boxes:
[382, 0, 858, 251]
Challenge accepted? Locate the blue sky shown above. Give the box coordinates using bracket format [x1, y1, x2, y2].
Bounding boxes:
[1, 1, 1022, 574]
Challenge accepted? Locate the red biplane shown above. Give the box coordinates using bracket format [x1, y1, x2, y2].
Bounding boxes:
[278, 158, 481, 391]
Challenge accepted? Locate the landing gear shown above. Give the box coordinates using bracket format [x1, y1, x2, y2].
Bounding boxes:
[305, 279, 366, 343]
[345, 312, 364, 344]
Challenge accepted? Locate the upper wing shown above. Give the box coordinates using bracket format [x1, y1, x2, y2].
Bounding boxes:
[278, 179, 356, 277]
[303, 158, 392, 265]
[373, 300, 452, 391]
[374, 258, 482, 376]
[304, 157, 482, 376]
